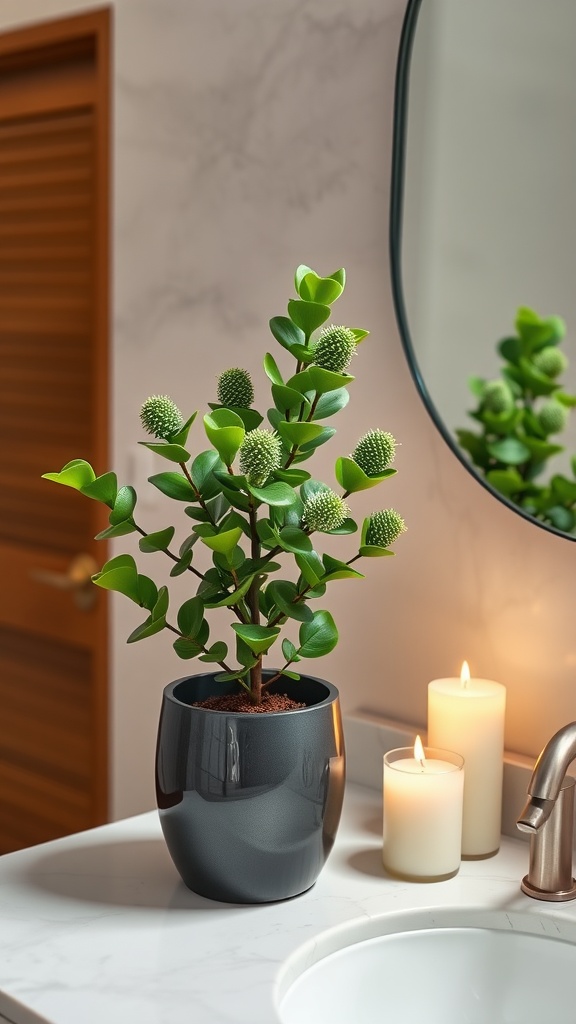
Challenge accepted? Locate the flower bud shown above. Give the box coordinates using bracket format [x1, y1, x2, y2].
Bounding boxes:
[313, 325, 356, 373]
[532, 347, 568, 380]
[217, 368, 255, 408]
[140, 395, 183, 440]
[239, 428, 282, 485]
[482, 380, 514, 415]
[352, 429, 396, 475]
[365, 509, 406, 548]
[302, 489, 350, 533]
[538, 400, 568, 435]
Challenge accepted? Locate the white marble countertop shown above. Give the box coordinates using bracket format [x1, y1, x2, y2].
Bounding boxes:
[1, 783, 576, 1024]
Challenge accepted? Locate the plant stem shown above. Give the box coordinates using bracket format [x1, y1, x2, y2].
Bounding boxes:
[132, 522, 205, 581]
[178, 462, 217, 525]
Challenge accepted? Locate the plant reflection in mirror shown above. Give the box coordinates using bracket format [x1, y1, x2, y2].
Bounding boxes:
[456, 307, 576, 533]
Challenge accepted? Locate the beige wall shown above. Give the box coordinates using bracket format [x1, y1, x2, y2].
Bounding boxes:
[3, 0, 575, 820]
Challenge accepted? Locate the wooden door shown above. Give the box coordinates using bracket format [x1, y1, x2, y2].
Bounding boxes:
[0, 10, 111, 852]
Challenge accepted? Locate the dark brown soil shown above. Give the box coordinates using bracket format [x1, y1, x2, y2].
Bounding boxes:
[192, 692, 307, 713]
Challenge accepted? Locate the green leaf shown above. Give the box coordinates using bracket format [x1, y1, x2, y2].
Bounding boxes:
[177, 596, 204, 638]
[269, 315, 305, 352]
[139, 441, 191, 463]
[93, 558, 140, 601]
[467, 375, 487, 397]
[327, 517, 357, 535]
[263, 353, 284, 386]
[273, 468, 311, 486]
[152, 586, 169, 620]
[282, 638, 299, 662]
[555, 391, 576, 408]
[256, 519, 279, 548]
[288, 343, 317, 365]
[485, 469, 525, 498]
[173, 637, 203, 660]
[335, 456, 396, 493]
[313, 388, 349, 420]
[322, 554, 364, 581]
[287, 299, 330, 336]
[109, 485, 136, 525]
[295, 550, 324, 587]
[199, 641, 229, 664]
[307, 366, 355, 393]
[80, 472, 118, 507]
[214, 670, 249, 683]
[95, 522, 137, 540]
[297, 270, 344, 305]
[266, 580, 313, 622]
[247, 482, 299, 507]
[203, 574, 254, 608]
[505, 359, 558, 397]
[517, 436, 564, 461]
[203, 408, 245, 466]
[277, 526, 312, 554]
[42, 459, 96, 491]
[196, 526, 243, 557]
[127, 616, 166, 643]
[550, 474, 576, 503]
[271, 383, 309, 414]
[547, 506, 575, 532]
[231, 623, 280, 655]
[191, 449, 223, 499]
[149, 471, 198, 502]
[296, 426, 336, 455]
[139, 526, 175, 553]
[486, 438, 531, 465]
[350, 327, 368, 343]
[298, 610, 338, 659]
[358, 545, 395, 558]
[169, 412, 197, 447]
[136, 575, 158, 611]
[208, 404, 263, 431]
[277, 421, 326, 447]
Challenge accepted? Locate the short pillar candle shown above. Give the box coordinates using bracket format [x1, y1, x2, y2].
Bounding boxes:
[383, 738, 464, 882]
[428, 662, 506, 858]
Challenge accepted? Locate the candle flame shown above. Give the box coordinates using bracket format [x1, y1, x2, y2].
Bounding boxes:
[460, 661, 470, 689]
[414, 734, 426, 767]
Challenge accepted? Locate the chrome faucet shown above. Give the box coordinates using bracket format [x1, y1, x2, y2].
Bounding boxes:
[516, 722, 576, 901]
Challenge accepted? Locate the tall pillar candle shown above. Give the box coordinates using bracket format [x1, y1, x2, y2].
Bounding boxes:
[428, 663, 506, 858]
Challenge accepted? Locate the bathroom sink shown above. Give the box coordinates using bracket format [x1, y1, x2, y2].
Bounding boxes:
[276, 908, 576, 1024]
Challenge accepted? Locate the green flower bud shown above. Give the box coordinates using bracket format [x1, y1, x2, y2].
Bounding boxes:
[532, 347, 568, 379]
[302, 489, 350, 533]
[217, 367, 254, 408]
[352, 429, 396, 475]
[365, 508, 406, 548]
[140, 395, 183, 440]
[239, 428, 282, 485]
[313, 325, 356, 373]
[481, 380, 515, 415]
[538, 400, 568, 435]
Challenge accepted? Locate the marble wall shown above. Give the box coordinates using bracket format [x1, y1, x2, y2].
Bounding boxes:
[2, 0, 575, 819]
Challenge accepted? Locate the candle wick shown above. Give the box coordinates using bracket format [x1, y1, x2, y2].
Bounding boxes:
[418, 759, 425, 770]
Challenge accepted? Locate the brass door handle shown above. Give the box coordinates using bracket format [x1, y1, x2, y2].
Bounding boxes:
[30, 554, 99, 609]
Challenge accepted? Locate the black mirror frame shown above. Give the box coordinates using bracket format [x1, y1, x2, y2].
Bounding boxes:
[388, 0, 574, 542]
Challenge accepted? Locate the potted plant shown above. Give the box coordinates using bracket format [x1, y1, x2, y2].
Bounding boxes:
[44, 264, 405, 903]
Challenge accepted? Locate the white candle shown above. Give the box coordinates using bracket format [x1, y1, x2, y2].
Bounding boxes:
[383, 738, 464, 881]
[428, 662, 506, 858]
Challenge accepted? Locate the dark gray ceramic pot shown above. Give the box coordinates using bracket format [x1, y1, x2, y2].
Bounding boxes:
[155, 671, 345, 904]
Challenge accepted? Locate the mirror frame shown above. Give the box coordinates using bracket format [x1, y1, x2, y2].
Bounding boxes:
[389, 0, 575, 542]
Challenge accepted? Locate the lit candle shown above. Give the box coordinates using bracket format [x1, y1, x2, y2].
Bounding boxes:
[383, 737, 464, 881]
[428, 662, 506, 858]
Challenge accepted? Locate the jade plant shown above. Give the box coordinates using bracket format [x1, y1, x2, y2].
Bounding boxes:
[44, 265, 405, 709]
[456, 306, 576, 533]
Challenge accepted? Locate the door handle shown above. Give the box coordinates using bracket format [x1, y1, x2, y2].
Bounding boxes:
[30, 554, 100, 610]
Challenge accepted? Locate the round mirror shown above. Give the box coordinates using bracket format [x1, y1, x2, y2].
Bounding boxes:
[390, 0, 576, 539]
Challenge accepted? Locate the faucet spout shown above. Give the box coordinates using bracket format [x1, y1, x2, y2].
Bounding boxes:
[516, 722, 576, 902]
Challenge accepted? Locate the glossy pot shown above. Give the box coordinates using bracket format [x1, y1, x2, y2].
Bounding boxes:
[155, 671, 345, 904]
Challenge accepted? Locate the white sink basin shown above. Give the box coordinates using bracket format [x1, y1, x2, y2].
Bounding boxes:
[276, 909, 576, 1024]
